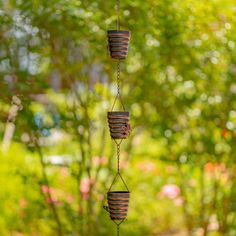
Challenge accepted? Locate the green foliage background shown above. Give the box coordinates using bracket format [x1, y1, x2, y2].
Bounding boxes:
[0, 0, 236, 235]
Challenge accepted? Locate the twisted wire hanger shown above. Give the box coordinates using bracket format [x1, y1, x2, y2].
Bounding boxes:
[110, 59, 126, 111]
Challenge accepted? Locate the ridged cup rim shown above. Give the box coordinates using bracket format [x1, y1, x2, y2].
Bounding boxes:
[107, 111, 129, 115]
[107, 191, 130, 194]
[108, 30, 130, 34]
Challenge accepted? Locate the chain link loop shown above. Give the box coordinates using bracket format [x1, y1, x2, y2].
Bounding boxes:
[117, 224, 120, 236]
[117, 60, 120, 97]
[111, 60, 125, 111]
[117, 143, 120, 172]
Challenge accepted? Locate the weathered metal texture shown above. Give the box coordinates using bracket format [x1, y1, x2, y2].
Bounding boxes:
[107, 30, 131, 59]
[107, 191, 130, 220]
[107, 111, 131, 139]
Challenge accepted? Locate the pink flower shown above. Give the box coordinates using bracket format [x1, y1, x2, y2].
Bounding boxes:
[41, 184, 51, 193]
[46, 198, 58, 205]
[60, 167, 69, 176]
[174, 197, 184, 206]
[98, 194, 104, 201]
[165, 165, 175, 174]
[92, 156, 107, 166]
[137, 160, 156, 173]
[120, 159, 129, 169]
[80, 178, 93, 200]
[66, 195, 74, 204]
[41, 184, 77, 205]
[19, 198, 28, 208]
[204, 163, 226, 173]
[160, 184, 180, 199]
[41, 185, 60, 205]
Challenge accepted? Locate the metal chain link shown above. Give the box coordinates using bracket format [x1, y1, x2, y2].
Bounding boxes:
[117, 60, 120, 97]
[111, 60, 125, 111]
[117, 224, 120, 236]
[117, 143, 121, 173]
[117, 60, 125, 111]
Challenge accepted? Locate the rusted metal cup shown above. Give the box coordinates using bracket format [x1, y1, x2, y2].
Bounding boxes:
[107, 30, 131, 59]
[107, 111, 131, 139]
[107, 191, 130, 220]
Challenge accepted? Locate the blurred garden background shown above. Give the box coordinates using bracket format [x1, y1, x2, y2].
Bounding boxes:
[1, 0, 236, 235]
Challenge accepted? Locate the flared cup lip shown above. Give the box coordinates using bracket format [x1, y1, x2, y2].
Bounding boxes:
[107, 191, 130, 194]
[107, 111, 129, 115]
[108, 30, 130, 34]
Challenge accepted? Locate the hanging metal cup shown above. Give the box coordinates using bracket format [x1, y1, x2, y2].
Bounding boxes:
[106, 191, 130, 220]
[107, 111, 131, 139]
[107, 30, 131, 60]
[104, 172, 130, 221]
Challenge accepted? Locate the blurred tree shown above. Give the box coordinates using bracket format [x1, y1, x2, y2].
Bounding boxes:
[0, 0, 236, 235]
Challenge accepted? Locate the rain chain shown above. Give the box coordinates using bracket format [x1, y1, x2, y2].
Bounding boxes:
[103, 0, 131, 235]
